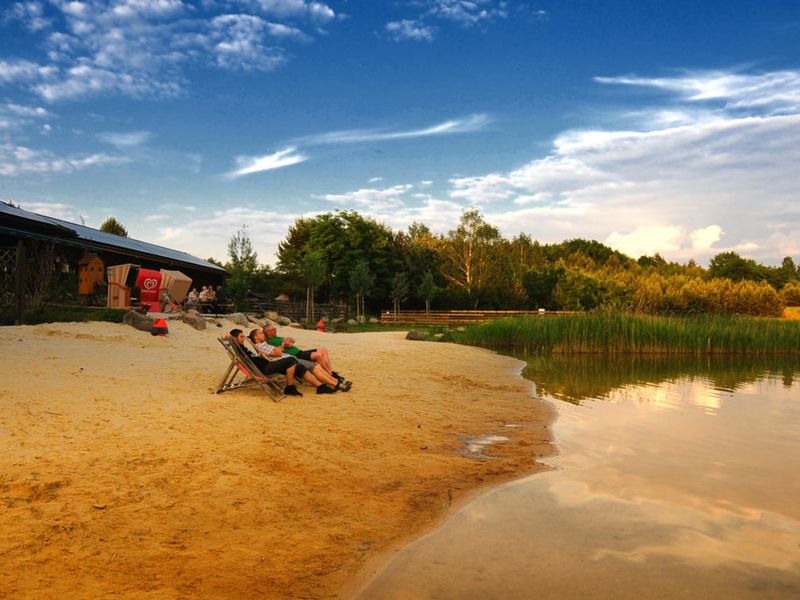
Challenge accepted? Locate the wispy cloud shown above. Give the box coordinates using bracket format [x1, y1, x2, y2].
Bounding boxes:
[295, 114, 490, 146]
[316, 184, 414, 210]
[385, 0, 515, 41]
[228, 146, 308, 178]
[386, 19, 437, 42]
[97, 130, 152, 148]
[0, 143, 129, 176]
[595, 69, 800, 114]
[441, 68, 800, 262]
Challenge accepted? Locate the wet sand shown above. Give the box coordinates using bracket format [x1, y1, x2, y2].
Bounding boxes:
[0, 320, 552, 598]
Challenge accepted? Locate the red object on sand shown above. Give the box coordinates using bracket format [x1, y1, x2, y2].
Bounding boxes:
[316, 319, 325, 332]
[151, 318, 169, 336]
[135, 268, 163, 313]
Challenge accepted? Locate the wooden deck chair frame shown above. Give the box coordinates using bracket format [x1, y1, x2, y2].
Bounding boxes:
[217, 337, 285, 402]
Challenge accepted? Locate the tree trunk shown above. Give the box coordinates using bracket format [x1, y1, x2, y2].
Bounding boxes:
[425, 298, 430, 316]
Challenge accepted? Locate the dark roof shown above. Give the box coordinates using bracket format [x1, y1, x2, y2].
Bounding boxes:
[1, 202, 227, 275]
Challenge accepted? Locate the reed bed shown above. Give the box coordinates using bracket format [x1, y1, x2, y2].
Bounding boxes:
[452, 311, 800, 354]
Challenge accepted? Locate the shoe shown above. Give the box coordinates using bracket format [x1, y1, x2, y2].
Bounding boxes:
[283, 385, 303, 396]
[332, 371, 344, 383]
[336, 379, 352, 392]
[316, 384, 336, 394]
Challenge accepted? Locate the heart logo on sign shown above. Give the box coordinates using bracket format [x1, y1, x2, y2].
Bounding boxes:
[143, 278, 158, 290]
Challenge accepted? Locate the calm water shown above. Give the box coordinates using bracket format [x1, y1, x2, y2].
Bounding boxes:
[358, 355, 800, 599]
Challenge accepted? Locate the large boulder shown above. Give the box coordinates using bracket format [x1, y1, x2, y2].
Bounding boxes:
[347, 319, 358, 325]
[356, 315, 366, 324]
[266, 311, 279, 321]
[123, 310, 155, 332]
[228, 312, 249, 326]
[368, 317, 379, 324]
[182, 310, 207, 331]
[277, 315, 291, 326]
[405, 330, 427, 341]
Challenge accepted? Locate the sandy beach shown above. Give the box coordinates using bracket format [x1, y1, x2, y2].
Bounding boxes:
[0, 319, 552, 599]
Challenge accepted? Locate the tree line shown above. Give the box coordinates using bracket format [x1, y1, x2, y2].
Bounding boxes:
[213, 210, 800, 318]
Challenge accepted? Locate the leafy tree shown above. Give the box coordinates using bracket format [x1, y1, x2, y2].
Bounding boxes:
[227, 226, 258, 275]
[708, 251, 764, 282]
[523, 265, 565, 309]
[99, 217, 128, 237]
[349, 259, 374, 319]
[417, 271, 441, 315]
[226, 226, 258, 310]
[553, 270, 607, 311]
[390, 272, 409, 316]
[302, 251, 326, 322]
[438, 209, 501, 308]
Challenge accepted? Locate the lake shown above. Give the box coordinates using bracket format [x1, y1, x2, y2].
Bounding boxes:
[358, 354, 800, 598]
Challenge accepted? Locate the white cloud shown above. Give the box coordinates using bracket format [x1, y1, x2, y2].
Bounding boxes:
[426, 0, 508, 26]
[316, 184, 414, 210]
[0, 143, 128, 176]
[97, 130, 152, 148]
[6, 1, 51, 31]
[228, 146, 308, 177]
[368, 176, 384, 183]
[0, 0, 337, 102]
[595, 70, 800, 114]
[16, 201, 82, 222]
[295, 114, 490, 145]
[440, 68, 800, 263]
[386, 19, 437, 42]
[690, 225, 723, 250]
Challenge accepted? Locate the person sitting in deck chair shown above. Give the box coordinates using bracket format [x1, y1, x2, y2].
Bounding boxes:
[249, 329, 351, 392]
[228, 329, 333, 396]
[263, 324, 352, 388]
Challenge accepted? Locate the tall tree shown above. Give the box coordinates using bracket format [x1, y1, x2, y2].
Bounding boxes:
[438, 209, 501, 308]
[390, 272, 409, 316]
[99, 217, 128, 237]
[349, 260, 374, 319]
[417, 271, 440, 315]
[302, 251, 326, 322]
[226, 226, 259, 310]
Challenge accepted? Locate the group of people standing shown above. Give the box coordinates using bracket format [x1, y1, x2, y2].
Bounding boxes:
[229, 323, 352, 396]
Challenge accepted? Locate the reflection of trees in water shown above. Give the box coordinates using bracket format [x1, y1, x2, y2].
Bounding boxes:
[507, 351, 800, 404]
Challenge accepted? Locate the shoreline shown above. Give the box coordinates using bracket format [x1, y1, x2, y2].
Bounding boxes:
[0, 320, 555, 598]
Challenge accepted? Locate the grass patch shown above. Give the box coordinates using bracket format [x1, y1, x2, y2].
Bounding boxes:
[0, 306, 127, 326]
[451, 311, 800, 355]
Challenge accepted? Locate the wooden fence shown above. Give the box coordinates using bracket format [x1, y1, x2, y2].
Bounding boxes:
[380, 309, 572, 326]
[248, 297, 349, 322]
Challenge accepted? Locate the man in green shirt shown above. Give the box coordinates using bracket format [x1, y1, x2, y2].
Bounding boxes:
[263, 323, 351, 387]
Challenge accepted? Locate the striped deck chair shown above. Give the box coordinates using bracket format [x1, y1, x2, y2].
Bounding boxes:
[216, 337, 285, 402]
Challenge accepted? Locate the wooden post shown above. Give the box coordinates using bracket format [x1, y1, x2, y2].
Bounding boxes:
[15, 240, 25, 325]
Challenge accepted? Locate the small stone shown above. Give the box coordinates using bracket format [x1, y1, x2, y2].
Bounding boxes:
[405, 330, 427, 341]
[347, 319, 357, 325]
[228, 312, 249, 326]
[277, 315, 291, 326]
[92, 503, 107, 510]
[288, 322, 303, 329]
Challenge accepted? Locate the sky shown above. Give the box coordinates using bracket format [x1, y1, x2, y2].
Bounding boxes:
[1, 0, 799, 266]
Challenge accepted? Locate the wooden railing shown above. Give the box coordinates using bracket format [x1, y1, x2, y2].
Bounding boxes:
[380, 309, 573, 325]
[248, 297, 349, 322]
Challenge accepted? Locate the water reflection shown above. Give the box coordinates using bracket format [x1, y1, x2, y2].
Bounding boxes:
[358, 356, 800, 599]
[510, 352, 800, 406]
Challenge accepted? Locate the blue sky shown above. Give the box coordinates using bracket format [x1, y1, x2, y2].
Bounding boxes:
[2, 0, 799, 265]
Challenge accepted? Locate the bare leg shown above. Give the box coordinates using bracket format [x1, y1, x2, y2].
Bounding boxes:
[303, 371, 322, 386]
[311, 365, 337, 387]
[285, 365, 296, 386]
[311, 348, 333, 374]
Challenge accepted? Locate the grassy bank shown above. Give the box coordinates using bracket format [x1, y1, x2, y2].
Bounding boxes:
[0, 306, 127, 326]
[451, 311, 800, 354]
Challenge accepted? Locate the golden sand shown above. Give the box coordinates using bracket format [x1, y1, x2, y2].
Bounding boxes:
[0, 320, 552, 598]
